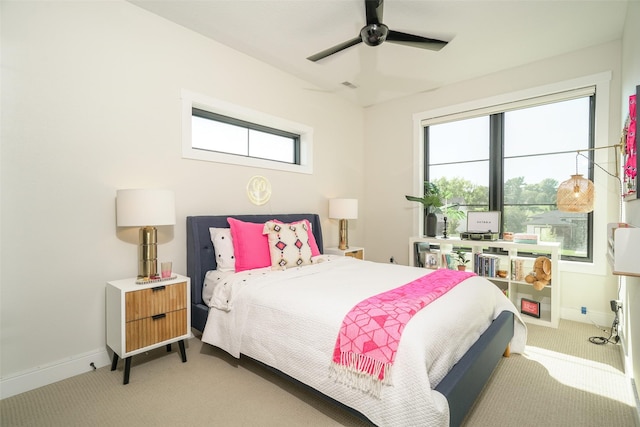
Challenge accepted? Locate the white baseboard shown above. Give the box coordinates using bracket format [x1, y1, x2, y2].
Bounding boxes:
[561, 307, 614, 329]
[0, 348, 111, 400]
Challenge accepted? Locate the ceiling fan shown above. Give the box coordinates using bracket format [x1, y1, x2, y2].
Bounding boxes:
[307, 0, 448, 62]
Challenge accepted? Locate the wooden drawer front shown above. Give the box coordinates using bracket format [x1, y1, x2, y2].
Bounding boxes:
[345, 250, 364, 260]
[125, 282, 187, 322]
[125, 309, 187, 352]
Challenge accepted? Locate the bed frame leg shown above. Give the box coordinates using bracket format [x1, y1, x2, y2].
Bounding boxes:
[503, 344, 511, 358]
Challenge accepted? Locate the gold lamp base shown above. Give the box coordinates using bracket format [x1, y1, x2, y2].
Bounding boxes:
[138, 226, 158, 278]
[338, 219, 349, 250]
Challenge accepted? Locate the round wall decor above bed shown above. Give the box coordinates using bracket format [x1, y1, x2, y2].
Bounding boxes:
[246, 175, 271, 205]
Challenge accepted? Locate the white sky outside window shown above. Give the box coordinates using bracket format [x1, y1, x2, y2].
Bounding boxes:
[504, 98, 590, 184]
[429, 98, 590, 186]
[192, 116, 294, 163]
[429, 116, 490, 193]
[248, 129, 294, 163]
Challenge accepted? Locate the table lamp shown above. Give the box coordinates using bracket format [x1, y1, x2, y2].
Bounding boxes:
[329, 198, 358, 250]
[116, 189, 176, 278]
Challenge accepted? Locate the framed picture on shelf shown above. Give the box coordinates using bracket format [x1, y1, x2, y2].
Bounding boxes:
[520, 298, 541, 318]
[424, 252, 439, 269]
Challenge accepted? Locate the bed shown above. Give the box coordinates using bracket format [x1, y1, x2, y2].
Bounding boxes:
[187, 214, 526, 427]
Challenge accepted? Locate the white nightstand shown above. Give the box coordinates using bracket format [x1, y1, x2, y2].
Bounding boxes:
[106, 274, 191, 384]
[325, 246, 365, 260]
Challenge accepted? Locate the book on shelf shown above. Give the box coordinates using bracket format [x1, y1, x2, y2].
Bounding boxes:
[441, 253, 456, 269]
[473, 253, 500, 277]
[511, 259, 526, 281]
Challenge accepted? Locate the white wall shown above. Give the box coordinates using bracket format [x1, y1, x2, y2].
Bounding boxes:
[363, 41, 623, 325]
[620, 0, 640, 388]
[0, 1, 364, 397]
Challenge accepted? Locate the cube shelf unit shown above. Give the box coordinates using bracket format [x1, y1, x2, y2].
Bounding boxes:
[409, 237, 560, 328]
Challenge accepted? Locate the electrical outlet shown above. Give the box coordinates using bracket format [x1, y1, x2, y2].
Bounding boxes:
[610, 300, 622, 312]
[581, 306, 587, 315]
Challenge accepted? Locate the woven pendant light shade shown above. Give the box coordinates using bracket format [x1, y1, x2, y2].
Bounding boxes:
[556, 174, 594, 213]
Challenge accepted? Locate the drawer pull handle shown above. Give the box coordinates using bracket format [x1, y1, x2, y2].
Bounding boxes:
[152, 285, 166, 292]
[152, 313, 166, 320]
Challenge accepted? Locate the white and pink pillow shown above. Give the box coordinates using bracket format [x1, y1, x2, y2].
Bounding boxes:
[274, 219, 321, 257]
[263, 220, 313, 270]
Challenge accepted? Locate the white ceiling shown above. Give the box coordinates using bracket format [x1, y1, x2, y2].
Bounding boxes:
[129, 0, 628, 107]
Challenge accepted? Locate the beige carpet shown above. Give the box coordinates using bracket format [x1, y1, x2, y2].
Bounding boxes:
[1, 320, 638, 427]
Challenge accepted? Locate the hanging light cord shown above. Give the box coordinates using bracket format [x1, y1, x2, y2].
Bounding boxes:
[576, 151, 624, 220]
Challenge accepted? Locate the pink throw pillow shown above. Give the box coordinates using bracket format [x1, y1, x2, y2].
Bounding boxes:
[227, 217, 272, 272]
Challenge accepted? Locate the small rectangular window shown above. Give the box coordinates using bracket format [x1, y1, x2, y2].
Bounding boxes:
[182, 90, 313, 174]
[192, 108, 300, 165]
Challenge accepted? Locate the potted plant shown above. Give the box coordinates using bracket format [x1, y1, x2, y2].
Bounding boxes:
[406, 182, 466, 237]
[453, 250, 470, 271]
[405, 181, 443, 237]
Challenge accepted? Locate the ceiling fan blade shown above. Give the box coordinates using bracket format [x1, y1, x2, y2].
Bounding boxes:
[365, 0, 384, 25]
[386, 30, 448, 51]
[307, 37, 362, 62]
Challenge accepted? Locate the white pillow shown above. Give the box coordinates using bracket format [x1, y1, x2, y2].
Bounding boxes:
[209, 227, 235, 272]
[263, 220, 313, 270]
[202, 270, 235, 310]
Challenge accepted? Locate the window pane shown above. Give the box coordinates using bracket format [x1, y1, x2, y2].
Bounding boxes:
[191, 107, 301, 166]
[428, 118, 490, 237]
[192, 116, 247, 156]
[503, 97, 591, 259]
[504, 97, 590, 157]
[503, 152, 589, 204]
[430, 162, 490, 206]
[248, 129, 295, 163]
[429, 116, 490, 164]
[427, 170, 490, 237]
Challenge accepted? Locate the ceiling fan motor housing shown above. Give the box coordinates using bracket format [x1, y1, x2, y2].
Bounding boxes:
[361, 23, 388, 46]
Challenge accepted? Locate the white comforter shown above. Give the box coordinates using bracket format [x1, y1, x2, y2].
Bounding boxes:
[201, 256, 526, 427]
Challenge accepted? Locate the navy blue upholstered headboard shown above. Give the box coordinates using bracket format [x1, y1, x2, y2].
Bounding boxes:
[186, 214, 323, 332]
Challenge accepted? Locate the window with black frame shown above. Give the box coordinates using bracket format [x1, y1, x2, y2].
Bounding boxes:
[192, 108, 300, 165]
[424, 94, 594, 262]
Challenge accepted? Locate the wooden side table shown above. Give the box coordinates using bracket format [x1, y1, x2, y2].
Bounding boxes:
[106, 274, 191, 384]
[325, 246, 365, 260]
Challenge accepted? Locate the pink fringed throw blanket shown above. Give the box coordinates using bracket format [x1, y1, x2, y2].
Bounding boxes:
[331, 269, 475, 397]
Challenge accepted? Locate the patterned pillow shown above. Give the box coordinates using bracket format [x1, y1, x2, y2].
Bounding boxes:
[263, 220, 313, 270]
[209, 227, 235, 272]
[274, 219, 321, 257]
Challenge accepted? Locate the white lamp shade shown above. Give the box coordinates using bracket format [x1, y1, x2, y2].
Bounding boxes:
[329, 198, 358, 219]
[116, 189, 176, 226]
